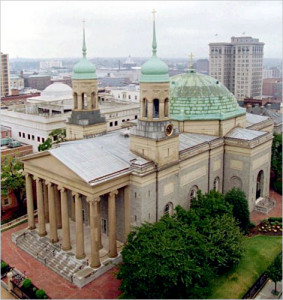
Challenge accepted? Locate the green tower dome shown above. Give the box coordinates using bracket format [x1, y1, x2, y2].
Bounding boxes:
[170, 69, 245, 121]
[140, 14, 169, 83]
[72, 23, 97, 80]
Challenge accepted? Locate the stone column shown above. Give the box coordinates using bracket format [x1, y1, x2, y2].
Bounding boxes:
[25, 173, 35, 230]
[108, 190, 118, 258]
[88, 196, 101, 268]
[74, 193, 85, 259]
[159, 101, 165, 119]
[43, 182, 49, 223]
[55, 187, 62, 229]
[148, 101, 153, 120]
[59, 186, 71, 251]
[47, 181, 58, 243]
[124, 186, 130, 240]
[35, 177, 46, 236]
[97, 200, 102, 249]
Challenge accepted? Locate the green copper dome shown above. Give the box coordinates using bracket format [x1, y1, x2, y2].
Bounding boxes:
[140, 16, 169, 83]
[72, 23, 97, 80]
[170, 69, 246, 121]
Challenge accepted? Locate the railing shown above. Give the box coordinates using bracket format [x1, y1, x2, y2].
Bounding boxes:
[242, 272, 268, 299]
[1, 210, 38, 231]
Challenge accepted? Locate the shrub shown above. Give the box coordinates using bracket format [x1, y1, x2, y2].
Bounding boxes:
[225, 188, 250, 234]
[36, 289, 46, 299]
[268, 217, 282, 223]
[1, 261, 8, 270]
[249, 222, 256, 229]
[273, 181, 282, 195]
[23, 278, 32, 288]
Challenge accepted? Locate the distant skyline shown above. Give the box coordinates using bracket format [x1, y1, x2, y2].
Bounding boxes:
[1, 1, 282, 59]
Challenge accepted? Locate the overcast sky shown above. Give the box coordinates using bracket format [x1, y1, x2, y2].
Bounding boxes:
[1, 1, 282, 59]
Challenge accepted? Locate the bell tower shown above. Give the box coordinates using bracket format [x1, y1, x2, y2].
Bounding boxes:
[66, 20, 106, 140]
[130, 10, 179, 167]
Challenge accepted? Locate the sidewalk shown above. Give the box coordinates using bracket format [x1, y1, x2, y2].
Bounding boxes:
[255, 279, 282, 299]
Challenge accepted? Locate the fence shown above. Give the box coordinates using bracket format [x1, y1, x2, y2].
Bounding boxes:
[1, 210, 38, 231]
[242, 272, 269, 299]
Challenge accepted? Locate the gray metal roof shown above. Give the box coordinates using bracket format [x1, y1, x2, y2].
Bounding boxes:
[226, 128, 266, 140]
[179, 133, 218, 150]
[246, 113, 269, 127]
[49, 130, 148, 184]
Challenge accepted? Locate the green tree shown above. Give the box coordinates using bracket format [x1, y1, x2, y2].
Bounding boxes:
[38, 128, 66, 152]
[117, 216, 213, 299]
[176, 190, 244, 274]
[266, 255, 282, 294]
[1, 155, 25, 212]
[225, 188, 250, 234]
[271, 133, 282, 194]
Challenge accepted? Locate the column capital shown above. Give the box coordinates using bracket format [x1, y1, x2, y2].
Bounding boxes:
[86, 196, 101, 203]
[72, 191, 80, 198]
[45, 180, 53, 187]
[109, 190, 119, 198]
[33, 175, 42, 182]
[58, 185, 66, 193]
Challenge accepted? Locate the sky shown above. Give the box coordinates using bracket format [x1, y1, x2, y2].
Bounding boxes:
[1, 1, 282, 59]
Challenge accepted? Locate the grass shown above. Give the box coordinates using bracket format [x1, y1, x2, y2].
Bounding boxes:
[209, 235, 282, 299]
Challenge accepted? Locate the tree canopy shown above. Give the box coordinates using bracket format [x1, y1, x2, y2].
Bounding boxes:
[225, 187, 250, 234]
[271, 133, 282, 194]
[117, 190, 244, 298]
[1, 155, 25, 212]
[38, 128, 66, 152]
[266, 255, 282, 293]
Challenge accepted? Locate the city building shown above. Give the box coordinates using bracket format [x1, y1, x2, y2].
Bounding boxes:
[25, 75, 51, 90]
[14, 17, 274, 288]
[109, 86, 139, 103]
[1, 52, 10, 97]
[262, 78, 282, 102]
[122, 55, 137, 69]
[9, 75, 24, 91]
[1, 91, 41, 108]
[209, 36, 264, 100]
[195, 58, 209, 74]
[40, 60, 63, 70]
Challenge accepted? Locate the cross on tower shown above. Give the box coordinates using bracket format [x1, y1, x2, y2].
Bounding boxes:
[152, 9, 157, 21]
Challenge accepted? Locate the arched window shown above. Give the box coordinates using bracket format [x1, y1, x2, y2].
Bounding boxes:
[143, 98, 148, 117]
[213, 177, 220, 192]
[164, 98, 169, 117]
[73, 92, 78, 109]
[189, 185, 199, 201]
[256, 170, 264, 199]
[230, 176, 242, 189]
[164, 202, 174, 216]
[82, 93, 87, 109]
[91, 92, 95, 109]
[153, 99, 159, 118]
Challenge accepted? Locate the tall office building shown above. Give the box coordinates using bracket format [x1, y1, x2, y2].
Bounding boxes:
[1, 53, 10, 97]
[209, 37, 264, 100]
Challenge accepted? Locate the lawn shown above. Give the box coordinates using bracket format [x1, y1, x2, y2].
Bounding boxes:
[209, 235, 282, 299]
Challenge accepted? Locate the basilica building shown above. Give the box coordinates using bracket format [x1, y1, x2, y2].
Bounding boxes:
[16, 17, 274, 286]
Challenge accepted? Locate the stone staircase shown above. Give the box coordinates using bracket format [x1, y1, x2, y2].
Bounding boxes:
[255, 197, 276, 214]
[13, 230, 86, 283]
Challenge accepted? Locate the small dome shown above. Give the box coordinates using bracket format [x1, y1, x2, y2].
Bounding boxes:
[38, 82, 72, 100]
[72, 57, 97, 80]
[140, 55, 169, 83]
[170, 70, 245, 121]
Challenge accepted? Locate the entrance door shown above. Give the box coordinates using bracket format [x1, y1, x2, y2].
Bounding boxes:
[256, 170, 264, 199]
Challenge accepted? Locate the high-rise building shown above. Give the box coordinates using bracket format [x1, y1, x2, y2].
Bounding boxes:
[209, 36, 264, 100]
[1, 53, 11, 97]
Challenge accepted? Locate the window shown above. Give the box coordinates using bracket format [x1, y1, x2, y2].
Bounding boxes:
[122, 119, 125, 122]
[164, 202, 173, 216]
[153, 99, 159, 118]
[23, 133, 25, 138]
[3, 198, 9, 205]
[101, 219, 107, 234]
[110, 122, 113, 127]
[42, 138, 45, 142]
[32, 135, 35, 141]
[28, 134, 30, 140]
[135, 115, 138, 119]
[128, 95, 131, 99]
[37, 136, 40, 142]
[213, 177, 220, 192]
[115, 121, 118, 126]
[19, 132, 21, 137]
[189, 185, 199, 201]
